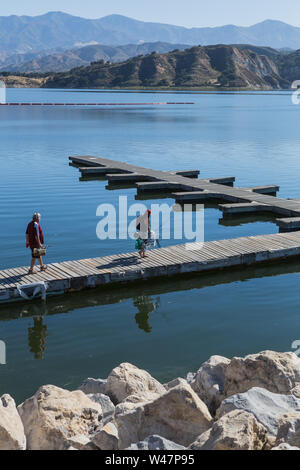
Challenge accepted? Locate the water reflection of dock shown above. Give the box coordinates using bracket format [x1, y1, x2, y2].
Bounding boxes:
[134, 296, 160, 333]
[28, 317, 48, 360]
[2, 260, 300, 359]
[1, 257, 300, 319]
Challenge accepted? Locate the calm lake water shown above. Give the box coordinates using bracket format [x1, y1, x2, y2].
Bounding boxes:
[1, 88, 300, 403]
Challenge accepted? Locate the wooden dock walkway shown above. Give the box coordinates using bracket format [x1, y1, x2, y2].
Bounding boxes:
[2, 232, 300, 304]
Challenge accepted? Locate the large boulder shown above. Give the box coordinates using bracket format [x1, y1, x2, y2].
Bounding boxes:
[78, 378, 107, 395]
[189, 410, 269, 451]
[224, 351, 300, 398]
[116, 383, 213, 449]
[92, 422, 119, 450]
[191, 355, 230, 414]
[127, 435, 186, 450]
[217, 387, 300, 437]
[0, 395, 26, 450]
[18, 385, 103, 450]
[275, 413, 300, 448]
[106, 363, 166, 405]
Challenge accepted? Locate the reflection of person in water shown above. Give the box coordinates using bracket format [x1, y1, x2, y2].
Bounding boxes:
[133, 296, 160, 333]
[28, 317, 48, 360]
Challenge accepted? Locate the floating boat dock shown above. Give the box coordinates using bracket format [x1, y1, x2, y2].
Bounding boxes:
[2, 155, 300, 305]
[2, 232, 300, 304]
[71, 155, 300, 218]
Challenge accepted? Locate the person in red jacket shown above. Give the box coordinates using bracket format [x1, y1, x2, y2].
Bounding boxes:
[26, 213, 47, 275]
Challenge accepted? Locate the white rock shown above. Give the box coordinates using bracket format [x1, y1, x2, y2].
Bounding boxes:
[106, 363, 166, 404]
[217, 387, 300, 436]
[92, 422, 119, 450]
[186, 372, 196, 384]
[78, 378, 107, 395]
[191, 355, 230, 414]
[272, 443, 300, 450]
[0, 395, 26, 450]
[116, 383, 213, 449]
[115, 398, 148, 417]
[127, 435, 186, 450]
[67, 434, 97, 451]
[275, 413, 300, 448]
[164, 378, 188, 391]
[291, 384, 300, 398]
[189, 410, 269, 450]
[87, 393, 115, 424]
[224, 351, 300, 398]
[18, 385, 103, 450]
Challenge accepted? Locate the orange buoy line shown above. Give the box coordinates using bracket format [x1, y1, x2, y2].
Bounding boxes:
[0, 102, 194, 106]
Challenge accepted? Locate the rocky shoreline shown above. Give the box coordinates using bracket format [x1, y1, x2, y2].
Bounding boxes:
[2, 350, 300, 450]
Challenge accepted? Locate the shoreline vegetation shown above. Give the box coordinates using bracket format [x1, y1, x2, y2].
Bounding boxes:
[0, 45, 299, 91]
[0, 79, 292, 92]
[2, 350, 300, 450]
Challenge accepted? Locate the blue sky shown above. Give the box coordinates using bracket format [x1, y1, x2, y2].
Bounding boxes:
[0, 0, 299, 28]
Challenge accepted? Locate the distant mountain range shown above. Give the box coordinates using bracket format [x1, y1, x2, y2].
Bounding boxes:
[1, 12, 299, 90]
[0, 42, 190, 73]
[42, 45, 292, 90]
[2, 44, 299, 90]
[1, 12, 300, 61]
